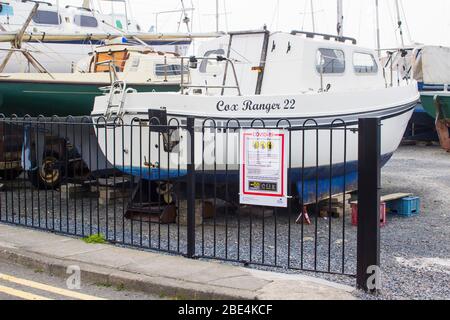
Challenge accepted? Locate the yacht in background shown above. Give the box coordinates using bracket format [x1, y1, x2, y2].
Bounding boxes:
[0, 0, 192, 73]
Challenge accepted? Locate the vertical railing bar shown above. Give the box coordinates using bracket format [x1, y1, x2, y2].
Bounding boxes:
[328, 124, 335, 272]
[64, 120, 69, 233]
[112, 119, 117, 243]
[80, 121, 85, 237]
[314, 126, 319, 271]
[342, 126, 348, 274]
[72, 120, 78, 235]
[130, 121, 134, 246]
[157, 127, 161, 250]
[15, 119, 22, 226]
[121, 120, 126, 245]
[166, 122, 171, 252]
[356, 118, 381, 292]
[35, 118, 41, 228]
[23, 118, 29, 227]
[147, 119, 153, 248]
[139, 121, 143, 247]
[224, 124, 229, 260]
[186, 116, 196, 258]
[104, 120, 109, 240]
[87, 119, 93, 236]
[213, 122, 217, 258]
[201, 124, 205, 257]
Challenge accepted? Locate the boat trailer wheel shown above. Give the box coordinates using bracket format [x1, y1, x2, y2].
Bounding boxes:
[28, 153, 63, 190]
[40, 156, 61, 185]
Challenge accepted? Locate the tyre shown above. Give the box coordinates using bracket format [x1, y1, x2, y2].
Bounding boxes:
[28, 153, 64, 190]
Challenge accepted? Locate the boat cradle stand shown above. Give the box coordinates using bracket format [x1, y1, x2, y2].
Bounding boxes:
[124, 179, 177, 224]
[434, 96, 450, 152]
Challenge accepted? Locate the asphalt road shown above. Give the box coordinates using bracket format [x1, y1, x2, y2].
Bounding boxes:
[0, 260, 165, 300]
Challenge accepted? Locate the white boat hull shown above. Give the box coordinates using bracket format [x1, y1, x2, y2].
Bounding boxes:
[91, 83, 418, 202]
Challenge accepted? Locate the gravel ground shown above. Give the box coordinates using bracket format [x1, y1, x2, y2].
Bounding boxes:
[1, 144, 449, 300]
[317, 144, 450, 300]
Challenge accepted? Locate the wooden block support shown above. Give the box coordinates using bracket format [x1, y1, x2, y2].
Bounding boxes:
[60, 183, 90, 199]
[178, 200, 215, 226]
[97, 187, 129, 205]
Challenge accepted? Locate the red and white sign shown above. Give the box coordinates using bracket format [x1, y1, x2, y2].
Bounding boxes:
[240, 129, 288, 208]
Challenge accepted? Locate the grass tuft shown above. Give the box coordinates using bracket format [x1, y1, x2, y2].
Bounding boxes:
[82, 234, 107, 244]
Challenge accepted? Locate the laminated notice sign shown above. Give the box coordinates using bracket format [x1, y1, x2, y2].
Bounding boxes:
[240, 129, 288, 208]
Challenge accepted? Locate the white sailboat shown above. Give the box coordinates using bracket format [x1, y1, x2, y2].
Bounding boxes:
[0, 0, 193, 72]
[90, 26, 419, 202]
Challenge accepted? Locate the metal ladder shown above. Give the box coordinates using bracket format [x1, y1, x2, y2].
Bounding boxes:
[104, 81, 137, 120]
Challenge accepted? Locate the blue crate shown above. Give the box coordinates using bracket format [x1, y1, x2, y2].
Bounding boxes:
[387, 197, 420, 216]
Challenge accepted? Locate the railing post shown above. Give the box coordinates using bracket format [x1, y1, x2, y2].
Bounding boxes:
[186, 116, 196, 258]
[357, 117, 381, 292]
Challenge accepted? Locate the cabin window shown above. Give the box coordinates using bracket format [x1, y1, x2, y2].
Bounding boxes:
[353, 52, 378, 74]
[316, 48, 345, 74]
[32, 10, 61, 25]
[155, 64, 188, 76]
[199, 49, 226, 73]
[74, 15, 98, 28]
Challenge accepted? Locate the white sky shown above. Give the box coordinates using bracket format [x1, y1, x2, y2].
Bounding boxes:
[64, 1, 450, 49]
[130, 0, 450, 49]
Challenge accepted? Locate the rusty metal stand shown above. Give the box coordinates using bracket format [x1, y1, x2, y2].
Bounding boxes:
[434, 96, 450, 152]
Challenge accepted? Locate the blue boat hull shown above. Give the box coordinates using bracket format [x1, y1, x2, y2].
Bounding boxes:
[120, 153, 393, 204]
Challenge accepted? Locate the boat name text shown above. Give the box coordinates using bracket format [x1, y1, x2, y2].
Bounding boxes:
[216, 99, 296, 113]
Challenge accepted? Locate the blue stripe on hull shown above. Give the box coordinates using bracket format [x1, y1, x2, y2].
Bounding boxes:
[121, 167, 187, 180]
[118, 153, 393, 204]
[418, 82, 450, 91]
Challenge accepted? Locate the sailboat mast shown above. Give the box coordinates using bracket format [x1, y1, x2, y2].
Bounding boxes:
[337, 0, 344, 36]
[310, 0, 316, 33]
[375, 0, 381, 58]
[395, 0, 405, 47]
[216, 0, 219, 32]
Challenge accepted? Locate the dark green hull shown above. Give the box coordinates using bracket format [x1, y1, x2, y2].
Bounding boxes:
[420, 93, 450, 120]
[0, 81, 180, 117]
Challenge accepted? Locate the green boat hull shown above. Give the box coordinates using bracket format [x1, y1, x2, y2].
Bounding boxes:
[0, 81, 180, 117]
[420, 93, 450, 120]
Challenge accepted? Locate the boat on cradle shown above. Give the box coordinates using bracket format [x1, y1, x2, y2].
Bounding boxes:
[420, 90, 450, 151]
[91, 29, 419, 204]
[0, 42, 184, 117]
[411, 46, 450, 119]
[0, 0, 194, 73]
[385, 45, 450, 141]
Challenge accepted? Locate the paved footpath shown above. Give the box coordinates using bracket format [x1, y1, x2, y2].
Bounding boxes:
[0, 223, 356, 300]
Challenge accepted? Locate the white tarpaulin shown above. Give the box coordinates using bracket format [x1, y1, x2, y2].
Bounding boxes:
[413, 46, 450, 84]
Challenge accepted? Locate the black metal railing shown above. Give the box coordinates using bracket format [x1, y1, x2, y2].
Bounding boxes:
[0, 114, 382, 287]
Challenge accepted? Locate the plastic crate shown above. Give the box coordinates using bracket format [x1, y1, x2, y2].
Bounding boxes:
[387, 197, 420, 217]
[351, 202, 387, 227]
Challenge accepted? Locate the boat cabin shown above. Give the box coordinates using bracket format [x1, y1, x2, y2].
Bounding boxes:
[187, 30, 384, 96]
[0, 0, 141, 34]
[76, 44, 187, 82]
